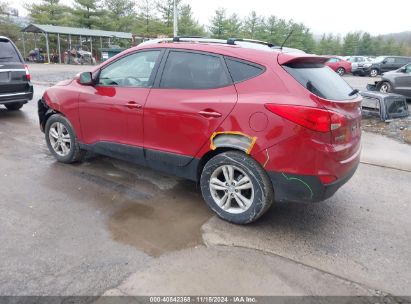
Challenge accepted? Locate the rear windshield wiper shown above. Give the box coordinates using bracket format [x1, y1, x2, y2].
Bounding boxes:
[348, 89, 359, 96]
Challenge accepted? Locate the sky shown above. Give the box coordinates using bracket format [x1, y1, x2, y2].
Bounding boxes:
[11, 0, 411, 36]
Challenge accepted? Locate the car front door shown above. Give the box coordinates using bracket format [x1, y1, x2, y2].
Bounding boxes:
[78, 50, 162, 154]
[395, 64, 411, 97]
[143, 49, 237, 166]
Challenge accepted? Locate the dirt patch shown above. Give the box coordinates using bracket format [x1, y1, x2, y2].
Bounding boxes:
[108, 181, 212, 257]
[362, 114, 411, 145]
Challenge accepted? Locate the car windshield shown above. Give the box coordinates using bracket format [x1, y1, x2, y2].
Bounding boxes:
[283, 63, 356, 101]
[0, 40, 20, 62]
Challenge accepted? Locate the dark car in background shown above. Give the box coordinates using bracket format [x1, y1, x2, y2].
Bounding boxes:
[354, 56, 411, 77]
[371, 63, 411, 99]
[0, 36, 33, 111]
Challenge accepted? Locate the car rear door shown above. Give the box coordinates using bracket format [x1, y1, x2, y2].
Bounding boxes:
[78, 49, 163, 152]
[0, 38, 28, 97]
[143, 49, 237, 166]
[381, 57, 396, 73]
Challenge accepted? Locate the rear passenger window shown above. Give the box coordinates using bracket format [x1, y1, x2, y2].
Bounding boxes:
[225, 58, 264, 83]
[160, 51, 231, 89]
[0, 39, 20, 62]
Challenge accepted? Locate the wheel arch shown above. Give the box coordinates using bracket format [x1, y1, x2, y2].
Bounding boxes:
[38, 98, 64, 132]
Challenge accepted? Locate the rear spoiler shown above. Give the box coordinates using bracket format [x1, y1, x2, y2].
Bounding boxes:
[278, 54, 328, 65]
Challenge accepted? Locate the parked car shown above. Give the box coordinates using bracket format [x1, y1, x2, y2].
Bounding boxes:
[368, 63, 411, 99]
[353, 56, 411, 77]
[346, 56, 372, 74]
[38, 37, 362, 224]
[0, 36, 33, 110]
[324, 56, 352, 76]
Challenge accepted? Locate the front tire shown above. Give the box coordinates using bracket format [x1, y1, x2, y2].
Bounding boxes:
[5, 102, 24, 111]
[379, 81, 392, 93]
[45, 114, 84, 163]
[200, 151, 273, 224]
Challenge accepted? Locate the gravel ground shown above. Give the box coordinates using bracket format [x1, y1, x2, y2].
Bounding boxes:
[27, 64, 411, 144]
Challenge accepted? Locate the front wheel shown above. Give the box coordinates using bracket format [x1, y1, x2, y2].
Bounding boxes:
[379, 81, 392, 93]
[45, 114, 84, 163]
[4, 102, 24, 111]
[200, 151, 273, 224]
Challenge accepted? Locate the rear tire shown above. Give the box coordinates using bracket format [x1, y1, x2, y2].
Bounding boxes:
[336, 67, 345, 76]
[370, 69, 379, 77]
[45, 114, 84, 163]
[200, 151, 273, 224]
[5, 102, 24, 111]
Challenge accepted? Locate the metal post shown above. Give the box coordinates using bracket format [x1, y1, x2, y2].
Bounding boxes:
[173, 0, 178, 37]
[45, 33, 50, 63]
[100, 37, 102, 49]
[80, 35, 82, 46]
[34, 33, 37, 48]
[108, 37, 111, 46]
[22, 32, 26, 59]
[69, 34, 72, 49]
[90, 36, 93, 57]
[57, 33, 61, 64]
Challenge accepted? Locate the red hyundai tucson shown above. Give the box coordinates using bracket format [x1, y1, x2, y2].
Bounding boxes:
[38, 37, 362, 224]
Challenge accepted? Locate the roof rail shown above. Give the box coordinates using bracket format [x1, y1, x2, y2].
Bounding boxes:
[138, 36, 277, 50]
[227, 38, 274, 48]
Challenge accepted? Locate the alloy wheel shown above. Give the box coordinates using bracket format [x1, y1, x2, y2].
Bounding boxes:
[48, 122, 71, 157]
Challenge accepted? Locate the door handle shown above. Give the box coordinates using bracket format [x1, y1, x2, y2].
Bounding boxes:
[125, 101, 142, 109]
[198, 110, 222, 118]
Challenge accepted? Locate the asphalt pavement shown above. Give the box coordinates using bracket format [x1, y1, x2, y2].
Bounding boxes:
[0, 84, 410, 298]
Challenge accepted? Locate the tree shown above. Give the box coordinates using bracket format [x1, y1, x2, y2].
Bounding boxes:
[72, 0, 102, 28]
[177, 4, 204, 36]
[134, 0, 165, 37]
[157, 0, 181, 28]
[26, 0, 71, 26]
[102, 0, 135, 31]
[358, 32, 373, 55]
[226, 13, 242, 38]
[242, 11, 262, 39]
[209, 8, 228, 39]
[0, 1, 21, 41]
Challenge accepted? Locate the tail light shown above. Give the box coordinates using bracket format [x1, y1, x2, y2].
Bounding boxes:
[265, 104, 350, 142]
[24, 64, 31, 81]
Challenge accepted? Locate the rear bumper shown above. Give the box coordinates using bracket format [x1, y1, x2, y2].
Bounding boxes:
[0, 84, 33, 104]
[268, 163, 358, 203]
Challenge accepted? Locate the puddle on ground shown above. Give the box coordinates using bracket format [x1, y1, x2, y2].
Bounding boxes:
[107, 180, 212, 257]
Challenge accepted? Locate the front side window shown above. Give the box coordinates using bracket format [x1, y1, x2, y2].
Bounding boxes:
[405, 64, 411, 73]
[328, 58, 340, 63]
[98, 50, 160, 87]
[160, 51, 231, 89]
[385, 57, 395, 64]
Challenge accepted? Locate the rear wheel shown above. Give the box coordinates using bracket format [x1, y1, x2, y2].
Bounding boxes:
[45, 114, 84, 163]
[5, 102, 24, 111]
[336, 67, 345, 76]
[200, 151, 273, 224]
[379, 81, 392, 93]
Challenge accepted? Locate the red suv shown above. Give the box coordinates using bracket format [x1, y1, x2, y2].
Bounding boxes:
[38, 38, 362, 224]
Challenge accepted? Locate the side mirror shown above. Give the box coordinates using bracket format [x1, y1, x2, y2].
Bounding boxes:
[382, 60, 387, 64]
[400, 68, 406, 73]
[79, 72, 93, 85]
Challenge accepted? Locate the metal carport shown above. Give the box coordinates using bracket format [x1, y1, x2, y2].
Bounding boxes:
[21, 24, 137, 64]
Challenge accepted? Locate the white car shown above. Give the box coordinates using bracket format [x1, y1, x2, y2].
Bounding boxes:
[346, 56, 372, 74]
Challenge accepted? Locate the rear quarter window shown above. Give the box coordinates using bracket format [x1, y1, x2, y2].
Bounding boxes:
[225, 58, 264, 83]
[0, 39, 21, 62]
[283, 63, 355, 101]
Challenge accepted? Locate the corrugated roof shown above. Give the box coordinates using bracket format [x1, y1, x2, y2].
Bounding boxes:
[22, 23, 134, 39]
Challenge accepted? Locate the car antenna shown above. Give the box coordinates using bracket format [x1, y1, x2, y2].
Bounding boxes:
[280, 27, 295, 51]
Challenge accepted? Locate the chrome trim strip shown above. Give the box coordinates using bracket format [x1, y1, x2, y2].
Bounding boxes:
[0, 69, 25, 72]
[0, 92, 28, 97]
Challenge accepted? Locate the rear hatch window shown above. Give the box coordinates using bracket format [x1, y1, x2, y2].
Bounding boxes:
[0, 39, 21, 62]
[283, 63, 355, 101]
